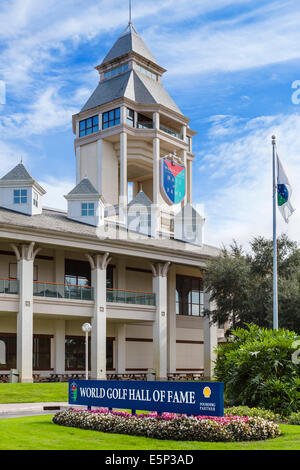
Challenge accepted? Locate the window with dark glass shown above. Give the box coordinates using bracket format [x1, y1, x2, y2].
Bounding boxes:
[137, 113, 153, 129]
[65, 336, 113, 370]
[0, 334, 16, 370]
[64, 259, 113, 295]
[33, 335, 51, 370]
[106, 338, 113, 369]
[176, 275, 204, 317]
[127, 108, 134, 127]
[79, 115, 99, 137]
[65, 259, 91, 287]
[102, 108, 120, 129]
[107, 265, 114, 289]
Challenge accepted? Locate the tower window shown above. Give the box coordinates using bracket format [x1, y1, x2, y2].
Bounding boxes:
[79, 115, 99, 137]
[81, 203, 95, 217]
[127, 108, 134, 127]
[102, 108, 120, 129]
[136, 64, 158, 81]
[14, 189, 27, 204]
[104, 63, 129, 79]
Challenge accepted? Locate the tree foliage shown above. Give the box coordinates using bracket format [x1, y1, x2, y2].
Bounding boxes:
[204, 234, 300, 333]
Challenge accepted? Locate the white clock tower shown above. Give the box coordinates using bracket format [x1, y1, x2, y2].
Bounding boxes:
[72, 22, 196, 233]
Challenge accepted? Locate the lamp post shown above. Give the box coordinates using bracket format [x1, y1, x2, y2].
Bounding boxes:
[82, 323, 92, 380]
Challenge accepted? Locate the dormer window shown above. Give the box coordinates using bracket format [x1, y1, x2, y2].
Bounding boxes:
[102, 108, 120, 129]
[104, 63, 129, 79]
[81, 202, 95, 217]
[79, 115, 99, 137]
[14, 189, 27, 204]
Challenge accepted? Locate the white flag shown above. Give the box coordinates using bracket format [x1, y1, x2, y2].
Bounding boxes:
[277, 154, 295, 223]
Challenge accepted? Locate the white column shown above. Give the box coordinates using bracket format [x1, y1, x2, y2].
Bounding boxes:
[153, 136, 160, 206]
[153, 111, 160, 130]
[54, 319, 65, 374]
[76, 146, 81, 184]
[203, 295, 218, 380]
[187, 159, 193, 204]
[86, 252, 111, 380]
[116, 323, 126, 374]
[11, 243, 41, 383]
[97, 139, 103, 194]
[167, 265, 176, 374]
[152, 135, 161, 237]
[119, 131, 128, 222]
[182, 149, 188, 207]
[150, 261, 171, 380]
[120, 105, 127, 126]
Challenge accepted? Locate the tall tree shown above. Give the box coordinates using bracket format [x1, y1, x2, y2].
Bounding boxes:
[205, 235, 300, 333]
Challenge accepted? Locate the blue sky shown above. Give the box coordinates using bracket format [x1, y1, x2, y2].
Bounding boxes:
[0, 0, 300, 248]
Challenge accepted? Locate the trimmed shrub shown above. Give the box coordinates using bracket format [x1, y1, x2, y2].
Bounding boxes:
[288, 412, 300, 425]
[225, 406, 278, 421]
[215, 324, 300, 416]
[52, 409, 281, 442]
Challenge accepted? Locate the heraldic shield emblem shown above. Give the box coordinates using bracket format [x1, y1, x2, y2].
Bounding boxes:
[160, 157, 186, 205]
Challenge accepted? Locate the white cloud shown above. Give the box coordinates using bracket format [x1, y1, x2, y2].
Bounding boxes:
[148, 2, 300, 76]
[200, 112, 300, 248]
[0, 141, 28, 175]
[0, 86, 79, 138]
[40, 176, 74, 211]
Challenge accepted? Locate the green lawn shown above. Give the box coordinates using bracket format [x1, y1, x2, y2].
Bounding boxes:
[0, 383, 68, 403]
[0, 415, 299, 450]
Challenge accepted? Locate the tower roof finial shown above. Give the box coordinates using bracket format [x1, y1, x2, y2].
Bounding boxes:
[121, 0, 137, 35]
[129, 0, 132, 25]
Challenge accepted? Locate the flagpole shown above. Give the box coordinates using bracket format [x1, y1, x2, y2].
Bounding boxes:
[272, 135, 278, 330]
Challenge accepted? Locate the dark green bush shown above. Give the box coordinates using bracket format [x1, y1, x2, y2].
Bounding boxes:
[215, 324, 300, 416]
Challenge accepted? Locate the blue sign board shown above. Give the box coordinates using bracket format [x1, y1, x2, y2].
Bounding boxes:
[69, 380, 224, 417]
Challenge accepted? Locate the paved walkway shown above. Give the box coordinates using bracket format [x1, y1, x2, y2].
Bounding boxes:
[0, 402, 69, 414]
[0, 402, 91, 419]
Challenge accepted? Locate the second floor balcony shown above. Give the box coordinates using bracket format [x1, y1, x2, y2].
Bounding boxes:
[33, 282, 94, 301]
[107, 288, 156, 306]
[159, 125, 183, 140]
[0, 279, 156, 307]
[32, 282, 156, 306]
[0, 279, 18, 295]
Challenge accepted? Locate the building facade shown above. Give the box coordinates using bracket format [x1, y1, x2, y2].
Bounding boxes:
[0, 23, 223, 383]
